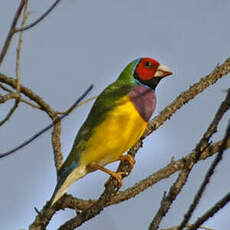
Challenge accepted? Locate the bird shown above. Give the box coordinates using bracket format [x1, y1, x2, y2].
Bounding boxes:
[50, 57, 172, 206]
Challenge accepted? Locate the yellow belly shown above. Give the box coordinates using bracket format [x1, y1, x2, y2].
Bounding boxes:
[80, 96, 147, 167]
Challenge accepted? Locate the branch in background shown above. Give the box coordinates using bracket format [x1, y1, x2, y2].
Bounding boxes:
[56, 96, 97, 115]
[16, 0, 28, 89]
[178, 91, 230, 230]
[0, 83, 14, 93]
[0, 87, 41, 109]
[56, 137, 230, 230]
[161, 225, 214, 230]
[188, 121, 230, 230]
[0, 0, 25, 66]
[0, 87, 96, 158]
[149, 167, 193, 230]
[149, 89, 230, 230]
[27, 136, 230, 230]
[15, 0, 62, 33]
[0, 0, 29, 127]
[0, 0, 63, 65]
[0, 72, 63, 170]
[189, 192, 230, 230]
[0, 92, 20, 103]
[0, 100, 18, 126]
[106, 138, 230, 208]
[0, 73, 57, 123]
[0, 85, 93, 159]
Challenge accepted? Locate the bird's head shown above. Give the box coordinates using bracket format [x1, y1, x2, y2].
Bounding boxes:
[133, 57, 172, 90]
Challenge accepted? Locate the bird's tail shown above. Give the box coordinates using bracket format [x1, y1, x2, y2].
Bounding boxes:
[50, 164, 87, 206]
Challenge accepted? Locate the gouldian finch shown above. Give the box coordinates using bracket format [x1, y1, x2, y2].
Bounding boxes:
[50, 57, 172, 205]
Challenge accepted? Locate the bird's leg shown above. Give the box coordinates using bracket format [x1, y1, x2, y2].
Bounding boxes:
[88, 162, 126, 188]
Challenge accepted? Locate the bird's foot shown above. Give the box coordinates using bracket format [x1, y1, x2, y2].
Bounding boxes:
[104, 171, 126, 189]
[119, 154, 136, 173]
[88, 162, 125, 189]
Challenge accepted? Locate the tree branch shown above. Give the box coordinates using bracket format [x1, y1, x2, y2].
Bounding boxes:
[178, 90, 230, 229]
[15, 0, 62, 33]
[149, 89, 230, 230]
[27, 136, 230, 230]
[0, 0, 25, 65]
[0, 0, 29, 127]
[188, 121, 230, 230]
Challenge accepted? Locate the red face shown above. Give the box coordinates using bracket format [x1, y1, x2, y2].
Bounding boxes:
[135, 58, 160, 81]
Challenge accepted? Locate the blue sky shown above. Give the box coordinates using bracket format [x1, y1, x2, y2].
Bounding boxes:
[1, 0, 230, 229]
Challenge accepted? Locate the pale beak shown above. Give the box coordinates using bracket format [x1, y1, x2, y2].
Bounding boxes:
[155, 64, 172, 77]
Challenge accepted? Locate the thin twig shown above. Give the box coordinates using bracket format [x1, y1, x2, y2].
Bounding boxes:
[189, 192, 230, 230]
[187, 121, 230, 230]
[178, 90, 230, 230]
[0, 72, 63, 169]
[56, 96, 97, 115]
[0, 73, 57, 118]
[161, 224, 214, 230]
[0, 92, 19, 103]
[150, 89, 230, 230]
[0, 85, 93, 159]
[0, 86, 41, 109]
[16, 0, 28, 91]
[0, 0, 25, 66]
[15, 0, 62, 33]
[57, 180, 120, 230]
[0, 2, 29, 127]
[149, 166, 193, 230]
[0, 83, 12, 93]
[0, 102, 18, 126]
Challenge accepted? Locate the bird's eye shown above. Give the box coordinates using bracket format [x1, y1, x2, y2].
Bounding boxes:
[144, 61, 152, 68]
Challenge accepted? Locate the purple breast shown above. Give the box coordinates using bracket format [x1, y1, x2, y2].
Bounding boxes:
[129, 85, 156, 121]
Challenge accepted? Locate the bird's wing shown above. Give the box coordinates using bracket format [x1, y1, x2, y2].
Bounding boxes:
[58, 81, 134, 177]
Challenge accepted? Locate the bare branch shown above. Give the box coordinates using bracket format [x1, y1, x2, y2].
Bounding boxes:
[0, 85, 93, 159]
[0, 100, 18, 126]
[56, 96, 97, 115]
[0, 73, 56, 118]
[0, 1, 29, 127]
[0, 86, 41, 109]
[187, 121, 230, 230]
[189, 192, 230, 230]
[15, 0, 62, 33]
[0, 83, 13, 93]
[106, 138, 230, 208]
[0, 72, 62, 169]
[0, 92, 19, 103]
[149, 89, 230, 230]
[178, 91, 230, 230]
[27, 136, 230, 230]
[149, 167, 193, 230]
[0, 0, 25, 65]
[161, 225, 214, 230]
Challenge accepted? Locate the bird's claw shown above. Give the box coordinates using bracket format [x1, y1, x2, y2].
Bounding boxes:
[119, 154, 136, 174]
[104, 171, 126, 189]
